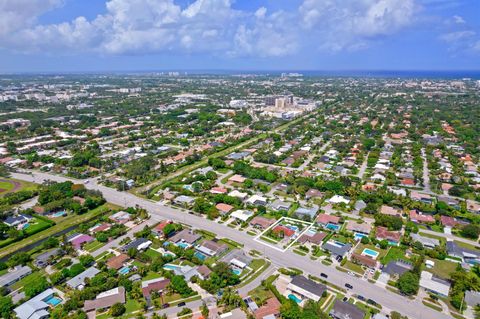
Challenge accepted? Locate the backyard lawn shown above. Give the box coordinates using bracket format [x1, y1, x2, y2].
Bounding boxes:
[83, 240, 104, 252]
[380, 247, 407, 265]
[427, 259, 458, 279]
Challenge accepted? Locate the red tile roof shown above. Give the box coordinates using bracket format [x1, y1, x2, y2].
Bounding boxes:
[376, 227, 401, 242]
[316, 213, 340, 225]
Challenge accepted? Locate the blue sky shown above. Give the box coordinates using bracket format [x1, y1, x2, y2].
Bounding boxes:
[0, 0, 479, 72]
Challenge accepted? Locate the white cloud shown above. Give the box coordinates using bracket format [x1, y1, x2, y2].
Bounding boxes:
[0, 0, 421, 57]
[452, 15, 465, 24]
[439, 30, 475, 43]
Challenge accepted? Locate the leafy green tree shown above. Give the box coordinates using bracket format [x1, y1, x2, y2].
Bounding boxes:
[397, 271, 419, 296]
[0, 296, 13, 318]
[110, 303, 126, 317]
[25, 277, 49, 298]
[461, 224, 480, 239]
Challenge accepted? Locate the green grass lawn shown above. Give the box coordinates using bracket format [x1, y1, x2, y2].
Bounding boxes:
[0, 178, 37, 197]
[343, 260, 365, 275]
[454, 240, 480, 252]
[0, 203, 118, 259]
[24, 217, 52, 235]
[248, 285, 274, 305]
[143, 271, 163, 281]
[84, 240, 104, 252]
[11, 272, 40, 290]
[427, 259, 458, 279]
[355, 244, 387, 260]
[380, 247, 407, 265]
[0, 181, 15, 191]
[144, 248, 162, 259]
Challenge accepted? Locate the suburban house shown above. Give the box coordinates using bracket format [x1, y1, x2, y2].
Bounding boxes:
[228, 174, 246, 184]
[228, 190, 248, 200]
[346, 221, 372, 235]
[376, 227, 401, 245]
[195, 240, 228, 257]
[246, 195, 268, 206]
[411, 233, 440, 249]
[379, 205, 402, 217]
[14, 288, 58, 319]
[410, 191, 433, 204]
[322, 241, 352, 258]
[329, 300, 365, 319]
[446, 241, 480, 264]
[409, 210, 435, 224]
[169, 229, 201, 247]
[305, 189, 324, 199]
[328, 195, 350, 205]
[316, 214, 340, 228]
[0, 266, 32, 288]
[109, 211, 132, 224]
[269, 199, 292, 212]
[84, 287, 126, 313]
[297, 231, 327, 245]
[230, 210, 254, 223]
[465, 291, 480, 310]
[249, 216, 275, 230]
[286, 275, 327, 302]
[383, 260, 413, 277]
[272, 225, 295, 238]
[68, 234, 94, 250]
[221, 250, 253, 270]
[106, 254, 130, 270]
[196, 265, 212, 280]
[141, 277, 170, 304]
[3, 214, 31, 227]
[34, 248, 63, 268]
[66, 267, 101, 290]
[294, 206, 319, 220]
[351, 253, 377, 269]
[121, 237, 152, 252]
[419, 271, 451, 297]
[173, 195, 195, 206]
[253, 297, 281, 319]
[216, 203, 234, 215]
[152, 220, 172, 238]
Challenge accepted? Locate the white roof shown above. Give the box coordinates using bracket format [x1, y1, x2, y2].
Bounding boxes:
[328, 195, 350, 204]
[230, 210, 254, 222]
[420, 271, 451, 296]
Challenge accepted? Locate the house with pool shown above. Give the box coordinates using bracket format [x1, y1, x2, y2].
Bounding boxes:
[195, 240, 228, 259]
[316, 213, 341, 232]
[221, 249, 253, 273]
[14, 288, 62, 319]
[286, 275, 327, 304]
[375, 227, 402, 246]
[322, 240, 352, 259]
[346, 221, 372, 241]
[169, 229, 201, 248]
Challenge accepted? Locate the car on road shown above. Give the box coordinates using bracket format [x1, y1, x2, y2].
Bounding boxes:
[345, 283, 353, 289]
[342, 297, 348, 302]
[367, 299, 377, 306]
[320, 273, 328, 278]
[162, 303, 169, 309]
[178, 302, 186, 307]
[356, 295, 366, 301]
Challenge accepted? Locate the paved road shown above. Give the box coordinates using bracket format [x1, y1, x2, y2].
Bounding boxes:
[12, 171, 454, 319]
[356, 152, 369, 179]
[421, 148, 431, 192]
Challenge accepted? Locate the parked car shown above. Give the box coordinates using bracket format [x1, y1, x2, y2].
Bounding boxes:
[320, 273, 328, 278]
[162, 303, 170, 309]
[345, 283, 353, 289]
[356, 295, 366, 301]
[367, 299, 377, 306]
[178, 302, 186, 307]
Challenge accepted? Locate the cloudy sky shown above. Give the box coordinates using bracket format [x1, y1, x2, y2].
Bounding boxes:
[0, 0, 479, 72]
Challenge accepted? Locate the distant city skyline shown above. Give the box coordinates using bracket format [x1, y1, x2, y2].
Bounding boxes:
[1, 0, 480, 72]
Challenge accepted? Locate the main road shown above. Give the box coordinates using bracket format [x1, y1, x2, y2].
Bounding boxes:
[12, 171, 454, 319]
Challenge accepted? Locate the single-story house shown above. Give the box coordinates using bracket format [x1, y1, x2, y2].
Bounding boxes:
[269, 199, 292, 212]
[346, 221, 371, 235]
[376, 227, 401, 245]
[419, 271, 451, 297]
[228, 190, 248, 200]
[446, 241, 480, 264]
[411, 233, 440, 249]
[230, 210, 254, 223]
[3, 214, 31, 227]
[410, 191, 433, 204]
[249, 216, 275, 230]
[196, 265, 212, 280]
[69, 234, 94, 250]
[34, 248, 63, 268]
[170, 229, 201, 246]
[122, 237, 152, 252]
[216, 203, 234, 215]
[465, 290, 480, 309]
[106, 254, 130, 270]
[173, 195, 195, 206]
[351, 253, 377, 269]
[379, 205, 402, 217]
[228, 174, 246, 184]
[253, 297, 281, 319]
[383, 260, 413, 277]
[294, 206, 319, 220]
[152, 220, 172, 237]
[328, 195, 350, 205]
[109, 211, 131, 224]
[14, 288, 57, 319]
[287, 275, 327, 302]
[67, 267, 101, 290]
[272, 225, 295, 238]
[221, 250, 253, 269]
[141, 277, 170, 301]
[84, 287, 126, 313]
[196, 240, 228, 257]
[330, 300, 365, 319]
[322, 241, 352, 258]
[409, 210, 435, 224]
[297, 231, 327, 245]
[0, 266, 32, 288]
[305, 189, 324, 199]
[247, 195, 268, 206]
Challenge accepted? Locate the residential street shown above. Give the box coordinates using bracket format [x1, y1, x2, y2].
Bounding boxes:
[12, 171, 454, 319]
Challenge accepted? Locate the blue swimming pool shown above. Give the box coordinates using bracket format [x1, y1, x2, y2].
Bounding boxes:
[44, 295, 62, 307]
[326, 223, 340, 231]
[177, 242, 189, 249]
[22, 223, 30, 229]
[118, 266, 130, 275]
[194, 251, 207, 261]
[288, 294, 302, 303]
[388, 240, 398, 246]
[287, 225, 299, 232]
[354, 233, 367, 241]
[52, 211, 66, 217]
[362, 248, 379, 259]
[232, 268, 242, 276]
[164, 264, 181, 271]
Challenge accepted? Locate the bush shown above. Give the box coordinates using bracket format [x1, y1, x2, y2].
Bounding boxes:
[110, 303, 126, 317]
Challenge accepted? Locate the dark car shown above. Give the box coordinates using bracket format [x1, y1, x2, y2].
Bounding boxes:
[356, 295, 366, 301]
[345, 283, 353, 289]
[367, 299, 377, 306]
[320, 273, 328, 278]
[178, 302, 186, 307]
[162, 303, 170, 309]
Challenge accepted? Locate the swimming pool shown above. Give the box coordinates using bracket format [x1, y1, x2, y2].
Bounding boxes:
[326, 223, 340, 231]
[232, 268, 242, 276]
[118, 266, 130, 275]
[177, 242, 189, 249]
[194, 251, 207, 261]
[362, 248, 379, 259]
[22, 223, 30, 230]
[52, 211, 66, 217]
[164, 264, 181, 271]
[44, 295, 62, 307]
[287, 225, 299, 232]
[288, 294, 302, 303]
[354, 233, 367, 241]
[306, 228, 317, 236]
[388, 240, 399, 246]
